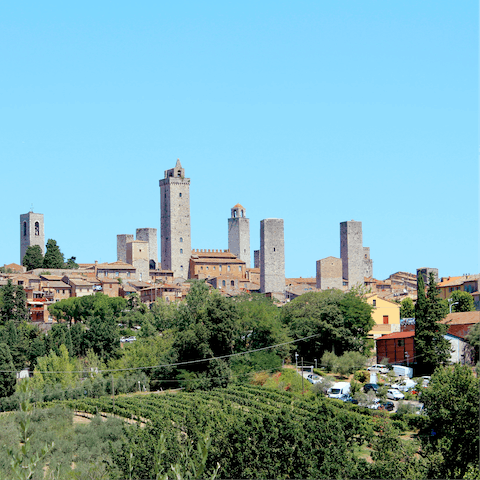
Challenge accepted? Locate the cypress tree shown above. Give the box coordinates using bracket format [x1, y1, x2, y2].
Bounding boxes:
[415, 272, 450, 374]
[0, 343, 16, 398]
[43, 239, 65, 269]
[22, 245, 44, 270]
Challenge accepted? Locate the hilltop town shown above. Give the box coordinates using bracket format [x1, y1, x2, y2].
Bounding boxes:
[2, 159, 479, 343]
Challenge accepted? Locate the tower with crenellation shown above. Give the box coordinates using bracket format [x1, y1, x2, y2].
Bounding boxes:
[159, 159, 191, 278]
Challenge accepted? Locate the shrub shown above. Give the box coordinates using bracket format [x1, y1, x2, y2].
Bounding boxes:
[354, 370, 368, 383]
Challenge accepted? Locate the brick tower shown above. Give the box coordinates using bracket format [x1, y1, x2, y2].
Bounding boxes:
[228, 204, 250, 267]
[20, 211, 45, 264]
[159, 159, 191, 278]
[260, 218, 285, 300]
[340, 220, 364, 288]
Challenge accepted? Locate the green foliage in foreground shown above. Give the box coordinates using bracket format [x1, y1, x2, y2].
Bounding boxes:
[40, 384, 432, 479]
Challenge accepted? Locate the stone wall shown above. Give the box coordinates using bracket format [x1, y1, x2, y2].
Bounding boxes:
[254, 250, 259, 268]
[316, 256, 342, 290]
[363, 247, 373, 278]
[260, 218, 285, 297]
[127, 240, 149, 282]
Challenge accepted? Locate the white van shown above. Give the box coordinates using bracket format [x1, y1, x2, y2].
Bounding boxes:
[327, 382, 351, 399]
[391, 365, 413, 378]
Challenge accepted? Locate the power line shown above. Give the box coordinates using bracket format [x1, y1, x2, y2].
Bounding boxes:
[1, 332, 324, 375]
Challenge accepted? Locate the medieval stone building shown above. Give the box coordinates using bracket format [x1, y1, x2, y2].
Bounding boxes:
[20, 211, 44, 264]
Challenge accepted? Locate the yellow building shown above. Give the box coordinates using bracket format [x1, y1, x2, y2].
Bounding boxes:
[365, 294, 401, 339]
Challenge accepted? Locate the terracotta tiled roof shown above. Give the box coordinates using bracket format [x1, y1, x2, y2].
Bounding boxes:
[446, 324, 474, 339]
[40, 275, 64, 281]
[44, 281, 71, 288]
[440, 311, 480, 325]
[97, 261, 136, 270]
[377, 331, 415, 340]
[233, 203, 244, 209]
[438, 276, 466, 287]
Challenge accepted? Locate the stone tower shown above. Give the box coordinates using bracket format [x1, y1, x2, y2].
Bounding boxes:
[228, 204, 250, 267]
[260, 218, 285, 300]
[127, 240, 149, 282]
[340, 220, 364, 288]
[159, 159, 191, 278]
[20, 211, 44, 264]
[136, 228, 158, 270]
[117, 234, 134, 263]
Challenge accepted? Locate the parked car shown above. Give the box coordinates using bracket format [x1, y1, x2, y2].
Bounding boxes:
[387, 388, 405, 400]
[340, 394, 358, 404]
[327, 382, 351, 399]
[421, 376, 431, 387]
[378, 401, 395, 412]
[364, 383, 379, 393]
[391, 365, 413, 378]
[306, 374, 323, 384]
[391, 379, 417, 392]
[367, 364, 389, 374]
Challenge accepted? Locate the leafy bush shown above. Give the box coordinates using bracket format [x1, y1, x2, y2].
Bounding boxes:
[354, 369, 368, 383]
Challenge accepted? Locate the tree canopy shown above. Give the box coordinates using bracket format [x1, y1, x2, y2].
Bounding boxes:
[414, 273, 450, 374]
[0, 280, 29, 325]
[43, 239, 65, 269]
[281, 289, 374, 360]
[448, 290, 475, 313]
[22, 245, 44, 270]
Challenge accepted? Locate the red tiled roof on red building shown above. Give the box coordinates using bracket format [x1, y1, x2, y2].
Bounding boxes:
[377, 331, 415, 340]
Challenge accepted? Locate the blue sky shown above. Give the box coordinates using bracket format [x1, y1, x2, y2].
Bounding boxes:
[1, 1, 478, 280]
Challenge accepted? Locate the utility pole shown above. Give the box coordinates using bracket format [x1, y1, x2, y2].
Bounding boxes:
[301, 357, 304, 395]
[111, 374, 115, 410]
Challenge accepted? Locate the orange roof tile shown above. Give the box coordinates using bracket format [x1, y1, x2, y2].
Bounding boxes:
[440, 311, 480, 325]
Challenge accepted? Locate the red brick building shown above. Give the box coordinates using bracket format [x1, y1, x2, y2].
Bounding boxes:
[376, 331, 415, 365]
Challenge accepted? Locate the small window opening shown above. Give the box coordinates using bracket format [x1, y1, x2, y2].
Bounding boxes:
[180, 249, 183, 254]
[222, 280, 226, 287]
[273, 247, 276, 252]
[373, 299, 376, 307]
[231, 280, 235, 286]
[35, 222, 40, 236]
[180, 237, 183, 242]
[179, 192, 182, 197]
[23, 222, 27, 236]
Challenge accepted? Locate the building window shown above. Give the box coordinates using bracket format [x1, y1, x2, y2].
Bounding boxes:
[228, 265, 231, 272]
[206, 266, 209, 270]
[398, 339, 405, 347]
[23, 222, 27, 236]
[231, 280, 235, 286]
[373, 299, 376, 307]
[127, 272, 130, 277]
[180, 237, 183, 242]
[105, 272, 108, 277]
[180, 249, 183, 254]
[213, 266, 216, 270]
[219, 265, 222, 271]
[273, 247, 276, 252]
[238, 266, 241, 272]
[222, 280, 226, 287]
[201, 266, 203, 271]
[180, 265, 183, 272]
[383, 315, 389, 324]
[116, 272, 119, 277]
[35, 222, 40, 236]
[179, 193, 182, 197]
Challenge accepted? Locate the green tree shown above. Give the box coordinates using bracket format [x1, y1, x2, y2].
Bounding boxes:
[32, 344, 78, 389]
[465, 322, 480, 364]
[414, 273, 450, 374]
[21, 245, 44, 270]
[0, 280, 29, 325]
[0, 343, 16, 398]
[64, 256, 79, 269]
[448, 290, 475, 313]
[42, 239, 65, 269]
[282, 289, 374, 360]
[400, 297, 415, 318]
[420, 364, 479, 478]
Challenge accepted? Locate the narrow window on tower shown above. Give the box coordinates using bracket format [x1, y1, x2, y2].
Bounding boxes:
[23, 222, 27, 236]
[180, 249, 183, 254]
[35, 222, 40, 236]
[180, 237, 183, 242]
[180, 265, 183, 272]
[273, 247, 276, 252]
[179, 193, 182, 197]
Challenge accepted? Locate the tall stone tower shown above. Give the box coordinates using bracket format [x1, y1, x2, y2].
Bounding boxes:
[136, 228, 158, 270]
[260, 218, 285, 300]
[228, 204, 250, 267]
[340, 220, 364, 288]
[20, 211, 45, 264]
[127, 240, 149, 282]
[159, 159, 191, 278]
[117, 234, 134, 263]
